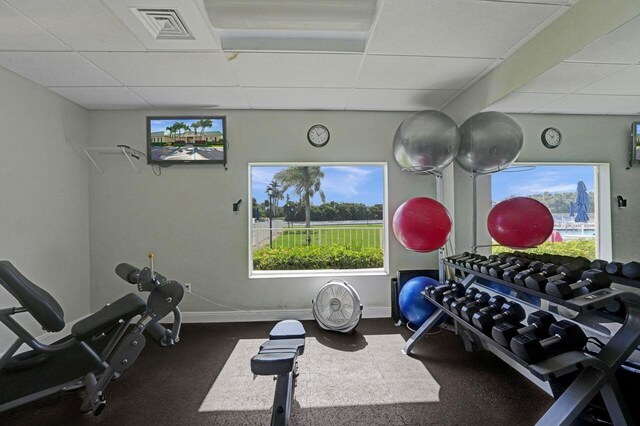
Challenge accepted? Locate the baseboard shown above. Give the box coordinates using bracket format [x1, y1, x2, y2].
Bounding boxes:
[166, 306, 391, 323]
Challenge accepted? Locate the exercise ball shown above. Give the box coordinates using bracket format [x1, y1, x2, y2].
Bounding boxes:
[399, 276, 439, 326]
[456, 112, 523, 174]
[392, 197, 452, 252]
[488, 197, 553, 248]
[393, 110, 460, 174]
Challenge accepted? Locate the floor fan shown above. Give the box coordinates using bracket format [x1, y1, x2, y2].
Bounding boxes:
[312, 279, 363, 333]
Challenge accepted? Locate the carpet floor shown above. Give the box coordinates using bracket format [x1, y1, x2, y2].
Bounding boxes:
[0, 319, 553, 425]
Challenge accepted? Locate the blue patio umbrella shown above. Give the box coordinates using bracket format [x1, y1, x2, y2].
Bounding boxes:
[574, 181, 590, 223]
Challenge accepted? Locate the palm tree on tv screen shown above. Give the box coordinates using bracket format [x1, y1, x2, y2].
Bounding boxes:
[274, 167, 325, 243]
[200, 118, 213, 141]
[191, 121, 201, 141]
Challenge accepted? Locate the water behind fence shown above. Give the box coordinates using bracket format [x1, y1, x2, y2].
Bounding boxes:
[252, 225, 383, 250]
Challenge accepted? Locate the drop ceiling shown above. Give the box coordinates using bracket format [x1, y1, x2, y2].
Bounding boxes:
[2, 0, 635, 115]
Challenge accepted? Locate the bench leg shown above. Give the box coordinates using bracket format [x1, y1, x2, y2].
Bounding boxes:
[271, 371, 293, 426]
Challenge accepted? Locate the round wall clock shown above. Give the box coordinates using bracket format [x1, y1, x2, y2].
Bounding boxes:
[307, 124, 330, 147]
[541, 127, 562, 149]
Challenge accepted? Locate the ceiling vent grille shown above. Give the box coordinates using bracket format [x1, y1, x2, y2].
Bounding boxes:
[131, 8, 194, 40]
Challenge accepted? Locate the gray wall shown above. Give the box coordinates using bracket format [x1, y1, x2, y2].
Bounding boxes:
[0, 66, 91, 352]
[454, 113, 640, 261]
[88, 110, 439, 314]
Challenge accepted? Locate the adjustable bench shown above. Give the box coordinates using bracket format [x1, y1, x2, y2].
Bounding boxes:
[251, 320, 306, 426]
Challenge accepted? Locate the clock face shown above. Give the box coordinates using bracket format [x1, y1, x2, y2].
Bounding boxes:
[542, 127, 561, 149]
[307, 124, 330, 147]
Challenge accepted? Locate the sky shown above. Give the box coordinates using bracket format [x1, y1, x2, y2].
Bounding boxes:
[150, 117, 224, 134]
[251, 165, 384, 205]
[492, 165, 595, 201]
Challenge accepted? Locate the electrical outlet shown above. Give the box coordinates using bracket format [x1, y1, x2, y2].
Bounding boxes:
[184, 283, 192, 293]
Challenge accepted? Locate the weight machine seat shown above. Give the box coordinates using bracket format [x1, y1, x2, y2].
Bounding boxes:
[251, 320, 306, 376]
[0, 261, 65, 332]
[269, 319, 306, 340]
[71, 293, 146, 341]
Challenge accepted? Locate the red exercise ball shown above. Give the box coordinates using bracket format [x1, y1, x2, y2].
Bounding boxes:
[393, 197, 452, 253]
[488, 197, 553, 248]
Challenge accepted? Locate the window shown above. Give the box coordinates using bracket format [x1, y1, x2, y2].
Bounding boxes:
[248, 163, 388, 277]
[490, 163, 612, 260]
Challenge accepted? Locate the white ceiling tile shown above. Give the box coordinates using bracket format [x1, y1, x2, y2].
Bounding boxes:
[368, 0, 560, 58]
[131, 86, 249, 108]
[101, 0, 220, 51]
[347, 88, 455, 111]
[534, 94, 640, 114]
[81, 52, 236, 86]
[577, 65, 640, 95]
[49, 87, 151, 109]
[568, 16, 640, 64]
[518, 62, 630, 94]
[0, 2, 70, 51]
[356, 56, 493, 90]
[484, 92, 565, 113]
[5, 0, 143, 51]
[244, 88, 349, 110]
[0, 52, 120, 87]
[229, 53, 361, 88]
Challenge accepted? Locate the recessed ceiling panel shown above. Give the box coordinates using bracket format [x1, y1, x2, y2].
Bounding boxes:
[356, 56, 494, 90]
[230, 53, 362, 88]
[81, 52, 236, 86]
[131, 86, 249, 108]
[101, 0, 220, 50]
[518, 61, 630, 94]
[49, 87, 151, 109]
[244, 87, 349, 109]
[577, 65, 640, 95]
[347, 88, 455, 111]
[484, 92, 565, 113]
[568, 16, 640, 64]
[368, 0, 560, 58]
[5, 0, 143, 51]
[0, 2, 71, 51]
[534, 94, 640, 114]
[0, 52, 120, 87]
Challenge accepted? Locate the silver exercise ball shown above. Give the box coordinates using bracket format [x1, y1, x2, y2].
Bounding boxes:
[393, 110, 460, 174]
[456, 112, 524, 174]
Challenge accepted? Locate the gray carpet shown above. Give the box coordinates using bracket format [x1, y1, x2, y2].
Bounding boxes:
[0, 319, 553, 425]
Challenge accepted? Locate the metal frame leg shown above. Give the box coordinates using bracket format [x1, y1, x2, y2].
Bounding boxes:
[271, 371, 294, 426]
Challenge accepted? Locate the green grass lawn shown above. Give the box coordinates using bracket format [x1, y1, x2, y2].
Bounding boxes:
[271, 224, 383, 249]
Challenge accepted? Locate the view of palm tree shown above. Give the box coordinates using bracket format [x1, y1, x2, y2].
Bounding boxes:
[149, 117, 225, 162]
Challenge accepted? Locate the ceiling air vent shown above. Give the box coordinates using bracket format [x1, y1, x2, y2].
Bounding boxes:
[131, 8, 194, 40]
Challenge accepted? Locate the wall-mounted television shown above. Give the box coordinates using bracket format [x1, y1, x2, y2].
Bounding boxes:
[147, 116, 226, 165]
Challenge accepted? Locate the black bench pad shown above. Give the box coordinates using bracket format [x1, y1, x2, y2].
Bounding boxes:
[252, 350, 298, 376]
[71, 293, 146, 341]
[261, 338, 306, 356]
[252, 321, 306, 376]
[269, 320, 306, 340]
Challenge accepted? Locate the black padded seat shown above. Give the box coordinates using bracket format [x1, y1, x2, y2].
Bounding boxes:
[252, 351, 297, 376]
[261, 338, 306, 356]
[269, 320, 306, 340]
[72, 294, 146, 341]
[0, 261, 65, 332]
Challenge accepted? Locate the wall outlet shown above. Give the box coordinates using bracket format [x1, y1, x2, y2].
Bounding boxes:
[184, 283, 192, 293]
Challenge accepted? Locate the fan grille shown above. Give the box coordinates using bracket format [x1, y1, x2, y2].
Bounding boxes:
[315, 281, 356, 328]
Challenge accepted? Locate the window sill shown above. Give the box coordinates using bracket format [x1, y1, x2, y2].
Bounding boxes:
[249, 268, 388, 280]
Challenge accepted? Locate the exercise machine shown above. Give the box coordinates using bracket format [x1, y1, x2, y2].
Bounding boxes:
[251, 320, 306, 426]
[0, 255, 184, 416]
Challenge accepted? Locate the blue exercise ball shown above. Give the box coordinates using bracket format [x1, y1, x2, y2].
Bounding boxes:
[399, 276, 439, 327]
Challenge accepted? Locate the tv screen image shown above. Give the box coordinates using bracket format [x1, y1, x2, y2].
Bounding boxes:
[147, 116, 226, 164]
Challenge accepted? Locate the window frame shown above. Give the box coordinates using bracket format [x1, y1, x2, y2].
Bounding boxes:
[247, 162, 389, 279]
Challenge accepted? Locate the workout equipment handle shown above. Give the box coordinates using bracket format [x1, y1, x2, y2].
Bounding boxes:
[115, 263, 140, 284]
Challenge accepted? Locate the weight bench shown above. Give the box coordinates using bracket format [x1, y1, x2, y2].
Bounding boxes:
[251, 320, 305, 426]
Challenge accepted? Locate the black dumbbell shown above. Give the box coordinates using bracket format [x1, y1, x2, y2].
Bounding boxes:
[442, 287, 479, 311]
[464, 255, 489, 269]
[452, 253, 482, 266]
[504, 260, 545, 284]
[605, 261, 623, 276]
[446, 252, 471, 262]
[510, 320, 587, 363]
[545, 269, 612, 299]
[427, 282, 466, 304]
[590, 259, 609, 270]
[491, 310, 556, 348]
[472, 254, 509, 272]
[623, 261, 640, 279]
[472, 302, 525, 334]
[524, 260, 588, 292]
[512, 262, 556, 286]
[480, 256, 519, 275]
[450, 291, 490, 316]
[489, 258, 532, 279]
[461, 295, 506, 323]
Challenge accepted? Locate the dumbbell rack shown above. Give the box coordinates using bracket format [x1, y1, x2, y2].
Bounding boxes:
[403, 259, 640, 426]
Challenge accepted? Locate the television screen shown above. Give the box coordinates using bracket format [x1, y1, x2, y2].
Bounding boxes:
[635, 122, 640, 161]
[147, 116, 226, 164]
